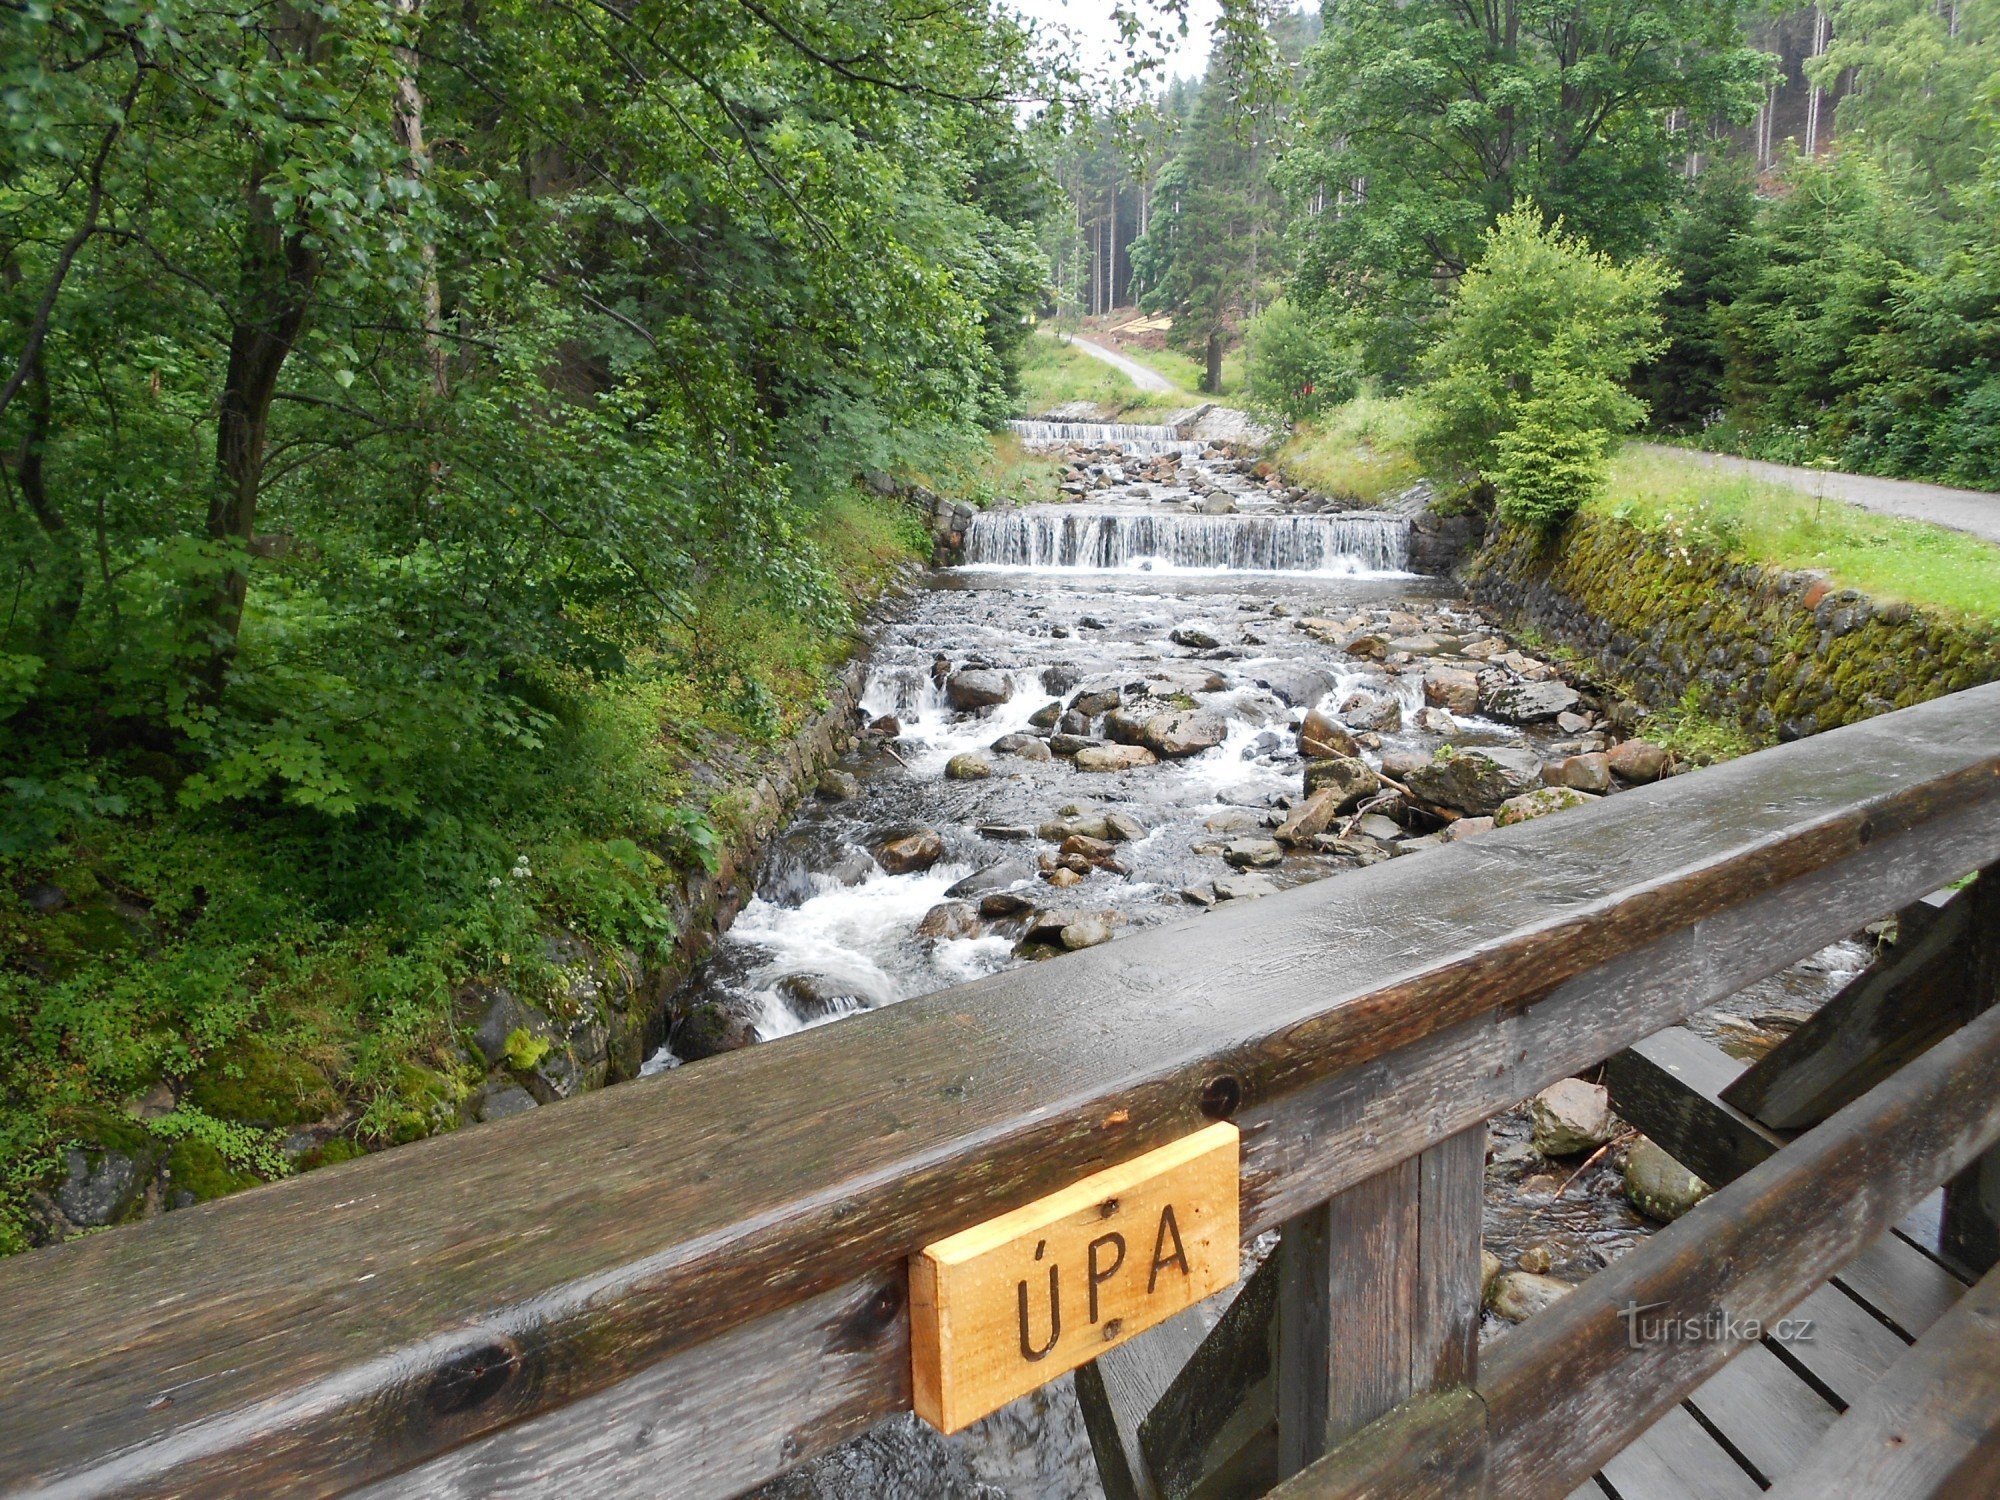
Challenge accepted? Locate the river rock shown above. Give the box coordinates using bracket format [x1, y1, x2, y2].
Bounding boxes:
[1626, 1137, 1712, 1222]
[1489, 1270, 1574, 1322]
[1060, 917, 1117, 950]
[1495, 786, 1600, 826]
[916, 901, 981, 939]
[1404, 747, 1541, 816]
[1041, 664, 1083, 694]
[1442, 816, 1495, 842]
[816, 769, 861, 800]
[1213, 873, 1279, 900]
[1339, 691, 1402, 732]
[1059, 710, 1093, 736]
[1253, 665, 1335, 707]
[1481, 1249, 1504, 1301]
[1297, 710, 1358, 760]
[1303, 754, 1381, 811]
[1104, 811, 1149, 843]
[1171, 624, 1222, 650]
[1041, 809, 1113, 840]
[946, 861, 1032, 898]
[1070, 686, 1121, 716]
[1075, 744, 1158, 772]
[1274, 788, 1342, 846]
[991, 733, 1052, 762]
[672, 1001, 757, 1061]
[54, 1145, 155, 1228]
[979, 891, 1035, 918]
[1481, 680, 1581, 724]
[1355, 813, 1405, 841]
[1224, 837, 1284, 868]
[1423, 669, 1480, 715]
[945, 753, 992, 781]
[1025, 907, 1124, 946]
[1028, 702, 1063, 730]
[1045, 867, 1083, 888]
[1609, 738, 1671, 783]
[1531, 1078, 1615, 1155]
[946, 668, 1012, 710]
[1545, 752, 1612, 793]
[476, 1085, 538, 1123]
[1142, 710, 1227, 759]
[1049, 733, 1097, 757]
[875, 829, 945, 873]
[1059, 834, 1118, 864]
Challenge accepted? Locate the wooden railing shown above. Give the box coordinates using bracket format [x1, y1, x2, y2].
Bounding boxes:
[3, 681, 1998, 1499]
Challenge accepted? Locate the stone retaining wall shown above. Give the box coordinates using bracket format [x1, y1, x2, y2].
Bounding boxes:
[1464, 514, 2000, 741]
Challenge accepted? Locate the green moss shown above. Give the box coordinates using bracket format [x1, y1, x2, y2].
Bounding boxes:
[185, 1037, 339, 1130]
[502, 1026, 551, 1072]
[56, 1104, 152, 1155]
[299, 1136, 365, 1170]
[166, 1138, 259, 1202]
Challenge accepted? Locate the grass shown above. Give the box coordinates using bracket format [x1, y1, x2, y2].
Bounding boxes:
[1274, 395, 1424, 505]
[938, 431, 1063, 508]
[0, 489, 929, 1253]
[1598, 447, 2000, 621]
[1015, 330, 1188, 418]
[1106, 340, 1246, 403]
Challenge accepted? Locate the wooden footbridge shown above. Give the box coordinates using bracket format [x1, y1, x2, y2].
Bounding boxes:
[4, 683, 1999, 1499]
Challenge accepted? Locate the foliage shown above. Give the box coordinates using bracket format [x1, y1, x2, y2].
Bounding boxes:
[1015, 330, 1186, 417]
[1244, 299, 1355, 424]
[1415, 209, 1672, 527]
[1282, 0, 1764, 377]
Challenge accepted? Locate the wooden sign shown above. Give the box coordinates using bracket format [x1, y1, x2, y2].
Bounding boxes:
[910, 1122, 1240, 1433]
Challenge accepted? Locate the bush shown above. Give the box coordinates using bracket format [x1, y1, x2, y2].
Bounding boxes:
[1417, 206, 1672, 528]
[1246, 300, 1357, 425]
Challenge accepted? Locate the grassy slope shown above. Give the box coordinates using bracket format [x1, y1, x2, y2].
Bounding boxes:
[1273, 396, 1423, 506]
[1105, 339, 1247, 401]
[1599, 447, 2000, 620]
[0, 491, 928, 1252]
[1015, 330, 1190, 418]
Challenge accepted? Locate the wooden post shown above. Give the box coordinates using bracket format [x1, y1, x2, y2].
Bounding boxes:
[1943, 867, 2000, 1277]
[1275, 1125, 1484, 1479]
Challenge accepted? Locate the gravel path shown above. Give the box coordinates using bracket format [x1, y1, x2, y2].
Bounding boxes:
[1065, 333, 1178, 394]
[1634, 443, 2000, 547]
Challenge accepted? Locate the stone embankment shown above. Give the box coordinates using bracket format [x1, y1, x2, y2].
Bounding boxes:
[1466, 514, 2000, 741]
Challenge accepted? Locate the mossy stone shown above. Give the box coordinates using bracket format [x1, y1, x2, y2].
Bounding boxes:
[166, 1138, 259, 1205]
[186, 1036, 338, 1129]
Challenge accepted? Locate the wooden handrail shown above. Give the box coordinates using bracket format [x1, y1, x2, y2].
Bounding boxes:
[3, 683, 1998, 1498]
[1270, 986, 2000, 1498]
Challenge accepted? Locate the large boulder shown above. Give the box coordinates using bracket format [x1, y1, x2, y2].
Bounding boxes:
[1223, 837, 1284, 869]
[1488, 1270, 1574, 1322]
[1339, 691, 1402, 733]
[1481, 680, 1582, 724]
[1212, 873, 1279, 900]
[1075, 744, 1158, 772]
[946, 668, 1012, 711]
[1170, 624, 1221, 650]
[1404, 747, 1542, 817]
[1422, 669, 1480, 715]
[875, 828, 945, 873]
[672, 1000, 758, 1061]
[1253, 666, 1335, 708]
[1069, 685, 1122, 717]
[1545, 752, 1612, 794]
[1141, 710, 1228, 759]
[1274, 788, 1342, 846]
[1297, 710, 1358, 760]
[816, 769, 861, 800]
[1530, 1078, 1615, 1156]
[915, 901, 981, 939]
[1495, 786, 1600, 827]
[54, 1143, 157, 1228]
[1303, 753, 1382, 811]
[945, 861, 1033, 898]
[1626, 1138, 1711, 1222]
[945, 753, 992, 781]
[1608, 739, 1671, 784]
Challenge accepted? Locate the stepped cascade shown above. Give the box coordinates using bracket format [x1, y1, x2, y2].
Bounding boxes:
[961, 507, 1411, 574]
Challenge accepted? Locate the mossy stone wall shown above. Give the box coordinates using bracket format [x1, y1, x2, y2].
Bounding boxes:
[1465, 515, 2000, 741]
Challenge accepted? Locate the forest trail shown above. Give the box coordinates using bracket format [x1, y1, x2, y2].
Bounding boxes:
[1634, 444, 2000, 547]
[1065, 333, 1179, 393]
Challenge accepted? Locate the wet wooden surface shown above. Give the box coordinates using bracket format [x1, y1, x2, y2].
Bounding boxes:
[3, 684, 1998, 1496]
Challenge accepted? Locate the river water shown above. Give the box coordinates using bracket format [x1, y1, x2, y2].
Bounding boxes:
[669, 425, 1866, 1498]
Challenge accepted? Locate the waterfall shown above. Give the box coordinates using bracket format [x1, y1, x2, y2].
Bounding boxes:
[1007, 419, 1210, 457]
[961, 508, 1412, 575]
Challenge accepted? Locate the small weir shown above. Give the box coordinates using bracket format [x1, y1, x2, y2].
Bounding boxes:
[1006, 417, 1210, 456]
[962, 507, 1411, 574]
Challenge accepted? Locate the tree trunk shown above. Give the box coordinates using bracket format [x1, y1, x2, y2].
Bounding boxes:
[391, 0, 446, 398]
[1204, 331, 1222, 394]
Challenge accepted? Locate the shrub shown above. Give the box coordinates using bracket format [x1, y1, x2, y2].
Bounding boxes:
[1246, 300, 1357, 425]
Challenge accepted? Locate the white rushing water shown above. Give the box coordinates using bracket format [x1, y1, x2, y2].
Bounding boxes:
[1005, 419, 1210, 457]
[960, 508, 1412, 575]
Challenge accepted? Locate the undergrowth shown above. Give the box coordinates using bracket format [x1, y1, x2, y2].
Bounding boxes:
[1274, 395, 1423, 505]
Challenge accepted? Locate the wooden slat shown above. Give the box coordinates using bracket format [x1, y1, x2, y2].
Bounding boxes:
[1077, 1300, 1218, 1500]
[1769, 1282, 1910, 1409]
[1141, 1250, 1281, 1500]
[1942, 870, 2000, 1280]
[1831, 1233, 1965, 1342]
[1767, 1262, 2000, 1499]
[1605, 1026, 1787, 1190]
[5, 687, 1998, 1497]
[1723, 875, 1992, 1130]
[1271, 995, 2000, 1500]
[1682, 1341, 1840, 1485]
[1595, 1404, 1761, 1500]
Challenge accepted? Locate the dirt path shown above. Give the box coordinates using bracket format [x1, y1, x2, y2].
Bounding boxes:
[1065, 333, 1178, 394]
[1635, 443, 2000, 547]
